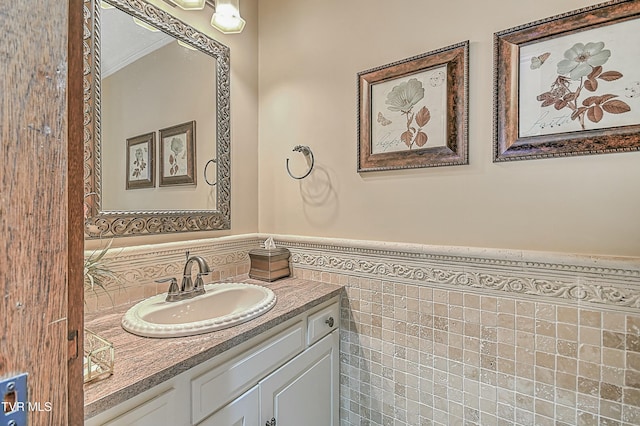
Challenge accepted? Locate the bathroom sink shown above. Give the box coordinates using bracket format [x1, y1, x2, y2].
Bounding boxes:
[121, 283, 276, 338]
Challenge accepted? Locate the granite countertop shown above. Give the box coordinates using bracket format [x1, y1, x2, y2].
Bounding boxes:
[83, 276, 343, 419]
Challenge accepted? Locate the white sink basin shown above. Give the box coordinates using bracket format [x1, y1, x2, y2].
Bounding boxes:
[121, 283, 276, 338]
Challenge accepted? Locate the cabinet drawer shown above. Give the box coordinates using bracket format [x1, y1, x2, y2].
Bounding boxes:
[102, 388, 177, 426]
[191, 321, 305, 424]
[307, 303, 339, 345]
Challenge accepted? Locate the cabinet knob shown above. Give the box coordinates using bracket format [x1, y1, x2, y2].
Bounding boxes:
[325, 317, 334, 327]
[266, 418, 276, 426]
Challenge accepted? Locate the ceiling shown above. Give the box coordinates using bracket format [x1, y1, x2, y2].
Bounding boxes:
[101, 6, 174, 78]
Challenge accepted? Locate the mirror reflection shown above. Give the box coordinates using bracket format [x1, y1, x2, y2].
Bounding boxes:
[83, 0, 231, 239]
[101, 6, 217, 211]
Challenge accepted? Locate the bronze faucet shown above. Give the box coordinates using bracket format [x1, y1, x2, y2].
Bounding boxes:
[156, 251, 211, 302]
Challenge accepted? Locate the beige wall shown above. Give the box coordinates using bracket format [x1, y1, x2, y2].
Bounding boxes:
[91, 0, 640, 256]
[257, 0, 640, 256]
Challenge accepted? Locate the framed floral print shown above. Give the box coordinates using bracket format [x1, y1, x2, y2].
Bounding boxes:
[159, 121, 197, 186]
[494, 0, 640, 161]
[125, 132, 155, 190]
[357, 41, 468, 172]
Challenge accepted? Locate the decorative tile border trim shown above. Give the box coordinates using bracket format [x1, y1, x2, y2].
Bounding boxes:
[84, 235, 262, 303]
[291, 251, 640, 309]
[86, 235, 262, 270]
[267, 234, 640, 311]
[268, 235, 638, 278]
[85, 233, 640, 311]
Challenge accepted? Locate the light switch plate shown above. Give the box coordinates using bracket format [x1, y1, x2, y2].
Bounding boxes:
[1, 373, 28, 425]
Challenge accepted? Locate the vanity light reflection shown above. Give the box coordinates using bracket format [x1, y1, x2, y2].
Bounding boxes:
[171, 0, 206, 10]
[167, 0, 246, 34]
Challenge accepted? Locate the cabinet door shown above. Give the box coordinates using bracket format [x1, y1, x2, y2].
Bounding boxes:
[260, 330, 339, 426]
[191, 321, 305, 424]
[198, 385, 259, 426]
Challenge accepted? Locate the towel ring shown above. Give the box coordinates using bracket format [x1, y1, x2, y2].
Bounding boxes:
[286, 145, 314, 180]
[204, 158, 217, 186]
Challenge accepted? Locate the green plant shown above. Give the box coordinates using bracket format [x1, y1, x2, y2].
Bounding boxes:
[84, 240, 121, 303]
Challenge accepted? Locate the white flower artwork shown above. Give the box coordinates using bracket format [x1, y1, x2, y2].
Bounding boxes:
[370, 66, 447, 154]
[519, 18, 640, 138]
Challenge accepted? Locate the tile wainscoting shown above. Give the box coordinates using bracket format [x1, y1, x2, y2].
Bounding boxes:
[84, 234, 640, 425]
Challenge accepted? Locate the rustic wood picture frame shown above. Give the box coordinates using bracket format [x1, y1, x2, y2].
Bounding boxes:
[494, 0, 640, 161]
[125, 132, 155, 190]
[357, 41, 469, 172]
[159, 120, 197, 186]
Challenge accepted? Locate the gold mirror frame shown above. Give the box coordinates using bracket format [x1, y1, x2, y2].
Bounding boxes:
[83, 0, 231, 239]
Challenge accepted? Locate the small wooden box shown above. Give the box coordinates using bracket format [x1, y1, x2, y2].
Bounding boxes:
[248, 247, 291, 282]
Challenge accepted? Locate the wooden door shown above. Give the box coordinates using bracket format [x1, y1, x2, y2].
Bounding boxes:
[0, 0, 84, 424]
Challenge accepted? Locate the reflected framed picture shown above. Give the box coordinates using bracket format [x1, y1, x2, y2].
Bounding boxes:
[494, 0, 640, 161]
[159, 120, 197, 186]
[357, 41, 468, 172]
[125, 132, 155, 190]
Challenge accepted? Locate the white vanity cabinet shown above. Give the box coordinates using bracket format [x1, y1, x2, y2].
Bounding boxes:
[259, 331, 339, 426]
[203, 331, 338, 426]
[197, 385, 260, 426]
[85, 299, 339, 426]
[99, 387, 181, 426]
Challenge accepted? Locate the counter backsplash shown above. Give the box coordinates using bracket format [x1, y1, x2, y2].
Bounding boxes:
[85, 233, 640, 314]
[84, 235, 261, 313]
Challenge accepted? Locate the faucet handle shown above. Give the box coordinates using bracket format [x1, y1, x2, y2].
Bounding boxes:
[193, 272, 208, 296]
[156, 277, 177, 287]
[156, 277, 180, 302]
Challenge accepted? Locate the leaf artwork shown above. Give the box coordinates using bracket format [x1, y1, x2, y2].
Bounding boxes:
[169, 154, 179, 175]
[536, 41, 630, 130]
[168, 136, 185, 175]
[132, 147, 146, 178]
[384, 78, 431, 149]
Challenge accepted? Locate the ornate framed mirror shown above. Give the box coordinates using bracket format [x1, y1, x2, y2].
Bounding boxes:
[83, 0, 231, 238]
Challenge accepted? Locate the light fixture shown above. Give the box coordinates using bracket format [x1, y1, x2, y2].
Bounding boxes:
[171, 0, 206, 10]
[211, 0, 245, 34]
[177, 40, 198, 51]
